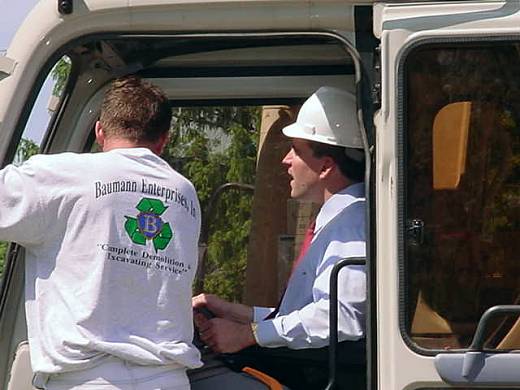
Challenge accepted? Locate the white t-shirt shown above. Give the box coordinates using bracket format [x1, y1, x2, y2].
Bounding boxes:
[0, 148, 202, 374]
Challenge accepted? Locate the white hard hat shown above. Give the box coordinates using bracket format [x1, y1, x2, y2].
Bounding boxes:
[282, 86, 362, 149]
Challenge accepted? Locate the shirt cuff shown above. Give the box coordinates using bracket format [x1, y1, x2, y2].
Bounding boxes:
[253, 306, 275, 322]
[255, 318, 286, 348]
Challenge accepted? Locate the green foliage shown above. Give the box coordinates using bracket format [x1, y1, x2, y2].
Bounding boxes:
[0, 242, 8, 278]
[50, 56, 72, 97]
[14, 138, 40, 165]
[163, 106, 260, 302]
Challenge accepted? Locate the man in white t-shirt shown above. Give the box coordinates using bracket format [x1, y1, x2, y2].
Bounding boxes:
[0, 76, 202, 389]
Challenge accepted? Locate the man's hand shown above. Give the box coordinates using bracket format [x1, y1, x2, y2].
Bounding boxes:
[192, 293, 253, 323]
[194, 315, 256, 353]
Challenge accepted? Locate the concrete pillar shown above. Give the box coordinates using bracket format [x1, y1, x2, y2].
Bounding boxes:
[243, 106, 294, 306]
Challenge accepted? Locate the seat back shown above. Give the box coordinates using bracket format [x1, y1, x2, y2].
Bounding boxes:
[7, 341, 36, 390]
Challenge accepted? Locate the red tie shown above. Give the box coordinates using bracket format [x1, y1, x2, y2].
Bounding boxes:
[265, 220, 316, 320]
[290, 220, 316, 274]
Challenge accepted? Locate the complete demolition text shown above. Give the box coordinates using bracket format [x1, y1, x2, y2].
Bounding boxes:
[98, 244, 191, 275]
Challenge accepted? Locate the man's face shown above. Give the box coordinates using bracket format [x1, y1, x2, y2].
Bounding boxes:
[282, 139, 324, 202]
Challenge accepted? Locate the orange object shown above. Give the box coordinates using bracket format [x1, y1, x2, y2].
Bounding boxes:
[242, 366, 284, 390]
[432, 101, 471, 190]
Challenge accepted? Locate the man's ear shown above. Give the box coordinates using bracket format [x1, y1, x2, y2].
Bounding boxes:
[154, 132, 170, 155]
[95, 121, 105, 149]
[319, 156, 336, 179]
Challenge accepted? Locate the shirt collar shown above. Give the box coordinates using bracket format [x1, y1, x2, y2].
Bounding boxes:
[314, 182, 365, 234]
[108, 147, 154, 156]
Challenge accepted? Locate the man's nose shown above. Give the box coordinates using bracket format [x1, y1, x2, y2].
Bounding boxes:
[282, 149, 293, 165]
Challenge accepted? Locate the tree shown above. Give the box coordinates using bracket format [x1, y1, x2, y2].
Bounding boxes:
[164, 106, 260, 302]
[51, 56, 71, 97]
[0, 242, 8, 278]
[14, 138, 40, 166]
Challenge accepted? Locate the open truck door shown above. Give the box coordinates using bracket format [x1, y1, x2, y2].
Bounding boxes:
[375, 1, 520, 389]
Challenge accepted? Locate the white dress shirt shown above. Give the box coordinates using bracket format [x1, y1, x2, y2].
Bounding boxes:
[254, 182, 366, 349]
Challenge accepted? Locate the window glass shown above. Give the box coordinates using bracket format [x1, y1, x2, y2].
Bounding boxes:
[404, 43, 520, 350]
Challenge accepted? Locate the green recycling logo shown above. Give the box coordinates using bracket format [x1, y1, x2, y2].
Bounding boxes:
[125, 198, 173, 252]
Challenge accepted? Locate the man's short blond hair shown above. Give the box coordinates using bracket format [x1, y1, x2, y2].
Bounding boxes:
[99, 76, 171, 143]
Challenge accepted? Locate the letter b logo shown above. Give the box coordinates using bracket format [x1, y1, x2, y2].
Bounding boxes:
[137, 212, 164, 239]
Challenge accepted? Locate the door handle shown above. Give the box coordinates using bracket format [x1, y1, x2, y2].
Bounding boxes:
[435, 305, 520, 385]
[406, 219, 424, 246]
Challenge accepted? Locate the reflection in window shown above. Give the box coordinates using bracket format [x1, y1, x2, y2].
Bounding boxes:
[404, 44, 520, 350]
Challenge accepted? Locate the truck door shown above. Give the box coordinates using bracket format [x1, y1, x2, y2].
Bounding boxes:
[375, 2, 520, 389]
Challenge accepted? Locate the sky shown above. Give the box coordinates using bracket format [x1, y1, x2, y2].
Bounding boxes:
[1, 0, 54, 144]
[0, 0, 37, 49]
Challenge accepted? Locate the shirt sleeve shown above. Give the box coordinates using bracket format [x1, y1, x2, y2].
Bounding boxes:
[255, 240, 366, 349]
[0, 159, 47, 246]
[253, 306, 275, 322]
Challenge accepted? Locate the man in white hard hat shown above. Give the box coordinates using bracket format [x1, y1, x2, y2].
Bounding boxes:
[192, 86, 366, 389]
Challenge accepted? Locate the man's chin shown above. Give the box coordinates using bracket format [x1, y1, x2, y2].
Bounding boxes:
[290, 190, 304, 200]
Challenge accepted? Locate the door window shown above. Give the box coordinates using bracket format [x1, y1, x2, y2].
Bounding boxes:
[403, 43, 520, 350]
